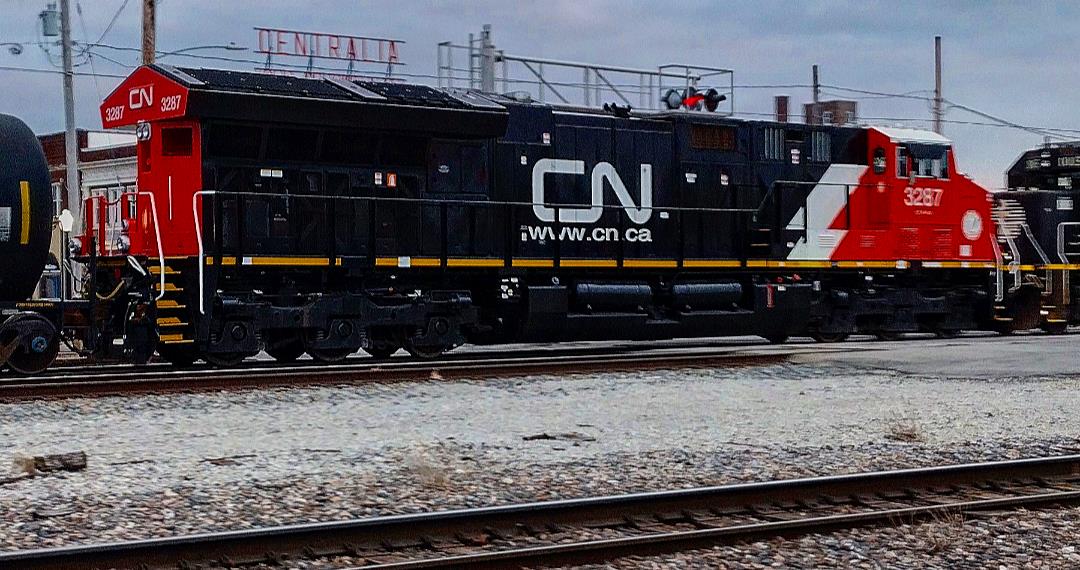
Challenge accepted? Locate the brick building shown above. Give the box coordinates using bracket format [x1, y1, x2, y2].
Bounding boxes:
[38, 129, 137, 216]
[803, 99, 858, 126]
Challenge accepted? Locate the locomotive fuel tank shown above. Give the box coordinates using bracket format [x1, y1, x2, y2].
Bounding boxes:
[0, 114, 51, 301]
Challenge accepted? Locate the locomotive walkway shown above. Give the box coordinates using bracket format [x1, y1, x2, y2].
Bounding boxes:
[4, 455, 1080, 569]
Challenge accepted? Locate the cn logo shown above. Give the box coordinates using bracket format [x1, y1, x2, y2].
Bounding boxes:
[531, 159, 653, 224]
[128, 85, 154, 110]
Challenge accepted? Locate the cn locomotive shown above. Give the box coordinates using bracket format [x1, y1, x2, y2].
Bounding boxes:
[0, 64, 1072, 372]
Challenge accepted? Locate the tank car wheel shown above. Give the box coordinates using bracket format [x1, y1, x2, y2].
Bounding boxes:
[1041, 321, 1069, 335]
[202, 351, 248, 367]
[810, 331, 848, 343]
[264, 334, 306, 363]
[308, 348, 353, 364]
[874, 331, 902, 342]
[1, 313, 60, 375]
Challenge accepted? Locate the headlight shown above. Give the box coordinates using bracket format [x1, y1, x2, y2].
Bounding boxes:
[114, 235, 131, 253]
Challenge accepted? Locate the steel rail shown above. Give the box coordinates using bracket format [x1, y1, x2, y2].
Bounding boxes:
[4, 335, 786, 381]
[364, 490, 1080, 569]
[3, 455, 1079, 569]
[0, 350, 788, 401]
[5, 328, 1018, 382]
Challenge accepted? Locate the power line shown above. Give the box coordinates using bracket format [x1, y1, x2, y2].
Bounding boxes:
[9, 42, 1080, 140]
[0, 64, 125, 78]
[84, 0, 130, 55]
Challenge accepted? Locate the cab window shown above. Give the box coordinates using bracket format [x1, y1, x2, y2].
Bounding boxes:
[901, 143, 950, 179]
[873, 147, 887, 174]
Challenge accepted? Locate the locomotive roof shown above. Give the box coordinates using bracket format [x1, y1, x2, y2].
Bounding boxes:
[874, 126, 951, 144]
[1006, 141, 1080, 184]
[101, 64, 511, 137]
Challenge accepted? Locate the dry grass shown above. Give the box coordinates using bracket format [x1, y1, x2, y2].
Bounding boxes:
[919, 509, 966, 553]
[884, 413, 926, 443]
[11, 453, 37, 476]
[403, 455, 450, 489]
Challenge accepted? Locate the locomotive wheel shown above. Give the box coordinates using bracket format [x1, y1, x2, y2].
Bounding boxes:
[763, 335, 789, 345]
[874, 331, 902, 342]
[264, 334, 306, 363]
[308, 348, 353, 364]
[202, 351, 248, 367]
[2, 314, 59, 375]
[403, 339, 448, 360]
[810, 331, 848, 343]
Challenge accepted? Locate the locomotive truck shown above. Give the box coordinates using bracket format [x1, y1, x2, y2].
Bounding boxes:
[0, 64, 1069, 372]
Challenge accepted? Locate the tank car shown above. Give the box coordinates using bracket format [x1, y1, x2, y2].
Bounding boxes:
[0, 114, 62, 373]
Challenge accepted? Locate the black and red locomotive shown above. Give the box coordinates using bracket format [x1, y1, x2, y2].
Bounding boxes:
[0, 64, 1071, 372]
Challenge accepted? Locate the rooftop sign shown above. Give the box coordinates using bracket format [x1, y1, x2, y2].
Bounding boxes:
[255, 27, 404, 65]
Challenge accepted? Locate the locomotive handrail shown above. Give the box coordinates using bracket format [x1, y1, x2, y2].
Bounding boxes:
[124, 191, 167, 301]
[1056, 222, 1080, 264]
[187, 183, 899, 217]
[1019, 223, 1053, 294]
[761, 179, 854, 218]
[191, 189, 765, 214]
[990, 226, 1005, 302]
[193, 190, 211, 315]
[1003, 235, 1023, 292]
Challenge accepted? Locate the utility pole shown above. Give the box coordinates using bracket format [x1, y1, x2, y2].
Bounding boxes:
[810, 64, 820, 124]
[142, 0, 156, 65]
[479, 24, 495, 93]
[933, 36, 943, 134]
[59, 0, 79, 234]
[812, 64, 820, 104]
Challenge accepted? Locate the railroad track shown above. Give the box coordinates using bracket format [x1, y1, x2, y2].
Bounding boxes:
[0, 348, 790, 401]
[34, 329, 1015, 375]
[4, 455, 1080, 569]
[0, 330, 1040, 400]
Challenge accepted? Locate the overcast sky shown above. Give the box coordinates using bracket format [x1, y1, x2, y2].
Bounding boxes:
[1, 0, 1077, 188]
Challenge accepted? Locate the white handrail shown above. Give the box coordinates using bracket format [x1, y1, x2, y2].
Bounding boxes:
[989, 227, 1005, 302]
[192, 190, 214, 315]
[1056, 222, 1080, 264]
[136, 191, 167, 301]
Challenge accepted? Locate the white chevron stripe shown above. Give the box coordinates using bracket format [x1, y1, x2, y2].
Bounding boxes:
[785, 164, 866, 260]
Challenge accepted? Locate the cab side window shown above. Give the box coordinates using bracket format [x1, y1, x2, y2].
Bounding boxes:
[873, 147, 886, 174]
